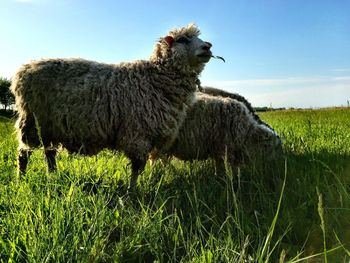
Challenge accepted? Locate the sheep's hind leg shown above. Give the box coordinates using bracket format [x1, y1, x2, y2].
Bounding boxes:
[128, 157, 146, 192]
[45, 149, 57, 172]
[18, 148, 32, 176]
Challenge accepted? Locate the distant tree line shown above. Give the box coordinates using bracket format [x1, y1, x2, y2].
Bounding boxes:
[0, 77, 14, 112]
[254, 106, 286, 112]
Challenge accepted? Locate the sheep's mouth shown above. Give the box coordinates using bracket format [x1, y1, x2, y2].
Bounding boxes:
[196, 52, 212, 62]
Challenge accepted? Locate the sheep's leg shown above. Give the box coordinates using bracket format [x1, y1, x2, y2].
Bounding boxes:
[18, 113, 41, 148]
[128, 157, 146, 191]
[214, 159, 225, 176]
[45, 149, 57, 172]
[18, 148, 32, 175]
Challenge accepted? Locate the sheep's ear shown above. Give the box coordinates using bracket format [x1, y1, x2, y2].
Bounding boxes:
[163, 36, 174, 47]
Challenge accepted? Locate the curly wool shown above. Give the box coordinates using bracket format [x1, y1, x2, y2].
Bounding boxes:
[153, 92, 282, 167]
[201, 87, 276, 131]
[11, 24, 208, 170]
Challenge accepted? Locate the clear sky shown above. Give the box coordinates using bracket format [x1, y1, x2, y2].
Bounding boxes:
[1, 0, 350, 108]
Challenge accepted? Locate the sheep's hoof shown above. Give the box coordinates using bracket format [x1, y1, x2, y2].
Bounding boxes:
[126, 186, 138, 198]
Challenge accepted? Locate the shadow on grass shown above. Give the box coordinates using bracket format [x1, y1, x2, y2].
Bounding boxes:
[0, 109, 15, 120]
[102, 150, 350, 262]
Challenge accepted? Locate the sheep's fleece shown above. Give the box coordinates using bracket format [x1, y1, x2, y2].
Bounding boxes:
[151, 91, 282, 169]
[11, 23, 213, 189]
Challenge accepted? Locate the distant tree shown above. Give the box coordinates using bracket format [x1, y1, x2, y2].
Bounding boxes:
[0, 77, 14, 112]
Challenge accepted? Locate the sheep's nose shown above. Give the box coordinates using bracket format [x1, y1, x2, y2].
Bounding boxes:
[205, 42, 212, 48]
[203, 42, 212, 50]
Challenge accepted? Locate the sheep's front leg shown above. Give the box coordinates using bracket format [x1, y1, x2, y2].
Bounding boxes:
[45, 149, 57, 173]
[128, 157, 146, 191]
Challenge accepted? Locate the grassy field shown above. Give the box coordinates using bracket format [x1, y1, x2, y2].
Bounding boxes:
[0, 108, 349, 262]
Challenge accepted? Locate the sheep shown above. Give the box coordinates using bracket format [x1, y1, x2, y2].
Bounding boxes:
[10, 23, 214, 190]
[150, 90, 282, 173]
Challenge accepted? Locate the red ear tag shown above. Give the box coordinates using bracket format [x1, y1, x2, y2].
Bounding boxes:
[164, 36, 174, 47]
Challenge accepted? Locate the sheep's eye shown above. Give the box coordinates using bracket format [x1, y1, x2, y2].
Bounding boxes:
[176, 37, 190, 44]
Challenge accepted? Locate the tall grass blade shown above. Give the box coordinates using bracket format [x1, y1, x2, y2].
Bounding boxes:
[316, 186, 328, 263]
[259, 159, 287, 263]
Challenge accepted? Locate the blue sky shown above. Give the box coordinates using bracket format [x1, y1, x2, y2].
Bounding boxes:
[1, 0, 349, 108]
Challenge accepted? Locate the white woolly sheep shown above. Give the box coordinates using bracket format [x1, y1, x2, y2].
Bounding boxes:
[11, 24, 214, 190]
[150, 90, 282, 172]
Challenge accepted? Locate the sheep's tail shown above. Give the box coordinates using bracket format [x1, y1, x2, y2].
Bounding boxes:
[11, 64, 41, 149]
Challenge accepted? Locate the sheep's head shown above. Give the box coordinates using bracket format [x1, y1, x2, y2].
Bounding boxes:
[245, 124, 283, 162]
[151, 23, 212, 74]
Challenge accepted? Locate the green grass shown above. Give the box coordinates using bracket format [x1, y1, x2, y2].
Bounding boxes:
[0, 108, 350, 262]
